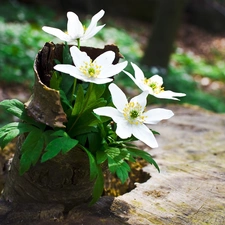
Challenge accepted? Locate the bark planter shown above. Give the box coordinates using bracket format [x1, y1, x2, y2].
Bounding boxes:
[2, 137, 94, 209]
[1, 42, 122, 210]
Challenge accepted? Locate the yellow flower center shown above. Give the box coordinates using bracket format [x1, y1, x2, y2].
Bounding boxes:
[123, 102, 146, 125]
[143, 78, 164, 94]
[79, 60, 102, 78]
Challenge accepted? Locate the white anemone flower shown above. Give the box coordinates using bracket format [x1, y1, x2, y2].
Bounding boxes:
[54, 46, 128, 84]
[94, 83, 174, 148]
[123, 62, 186, 100]
[42, 10, 105, 43]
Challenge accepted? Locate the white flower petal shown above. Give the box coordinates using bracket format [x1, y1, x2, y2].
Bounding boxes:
[142, 84, 154, 94]
[54, 64, 111, 84]
[84, 10, 105, 39]
[54, 64, 83, 79]
[82, 24, 105, 41]
[54, 64, 76, 74]
[123, 69, 150, 93]
[123, 70, 137, 83]
[100, 61, 128, 78]
[144, 108, 174, 124]
[42, 26, 71, 42]
[150, 75, 163, 86]
[109, 83, 128, 112]
[85, 77, 113, 84]
[154, 90, 186, 100]
[130, 91, 148, 110]
[43, 10, 104, 43]
[95, 51, 115, 66]
[132, 124, 158, 148]
[70, 46, 90, 67]
[116, 122, 132, 139]
[131, 62, 145, 81]
[93, 106, 123, 123]
[67, 12, 84, 39]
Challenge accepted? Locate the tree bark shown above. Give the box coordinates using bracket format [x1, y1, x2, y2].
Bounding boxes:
[2, 136, 94, 210]
[142, 0, 187, 71]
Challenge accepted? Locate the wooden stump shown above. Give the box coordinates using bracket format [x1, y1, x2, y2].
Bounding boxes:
[112, 104, 225, 225]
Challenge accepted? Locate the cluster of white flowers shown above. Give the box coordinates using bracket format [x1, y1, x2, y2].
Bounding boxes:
[42, 10, 185, 149]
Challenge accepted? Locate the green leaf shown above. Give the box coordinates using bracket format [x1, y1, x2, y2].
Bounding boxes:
[108, 157, 123, 173]
[87, 132, 102, 153]
[63, 42, 73, 64]
[105, 147, 120, 157]
[60, 90, 72, 110]
[68, 113, 99, 137]
[19, 128, 44, 174]
[60, 73, 74, 95]
[68, 98, 106, 132]
[85, 83, 106, 106]
[76, 133, 88, 146]
[106, 147, 132, 180]
[82, 84, 106, 114]
[67, 82, 107, 137]
[50, 71, 62, 90]
[81, 146, 98, 181]
[0, 122, 19, 139]
[151, 129, 160, 135]
[89, 165, 104, 205]
[41, 135, 78, 162]
[85, 98, 107, 114]
[128, 147, 160, 172]
[71, 84, 84, 117]
[51, 130, 67, 137]
[0, 99, 39, 125]
[0, 99, 24, 117]
[96, 150, 107, 164]
[0, 122, 36, 149]
[1, 129, 20, 149]
[42, 130, 55, 144]
[116, 161, 130, 184]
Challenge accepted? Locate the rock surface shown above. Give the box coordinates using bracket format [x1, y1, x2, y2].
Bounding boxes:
[0, 104, 225, 224]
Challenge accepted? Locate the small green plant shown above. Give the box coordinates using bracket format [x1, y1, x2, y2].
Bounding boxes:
[0, 10, 185, 204]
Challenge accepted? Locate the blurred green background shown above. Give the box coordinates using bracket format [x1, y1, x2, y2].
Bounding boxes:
[1, 0, 225, 126]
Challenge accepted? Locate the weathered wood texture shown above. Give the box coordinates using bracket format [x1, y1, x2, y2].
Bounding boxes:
[113, 104, 225, 225]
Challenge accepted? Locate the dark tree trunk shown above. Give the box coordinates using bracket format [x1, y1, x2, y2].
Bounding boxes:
[142, 0, 188, 71]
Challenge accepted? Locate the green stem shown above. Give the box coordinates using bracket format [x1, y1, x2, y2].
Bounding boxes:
[77, 38, 81, 49]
